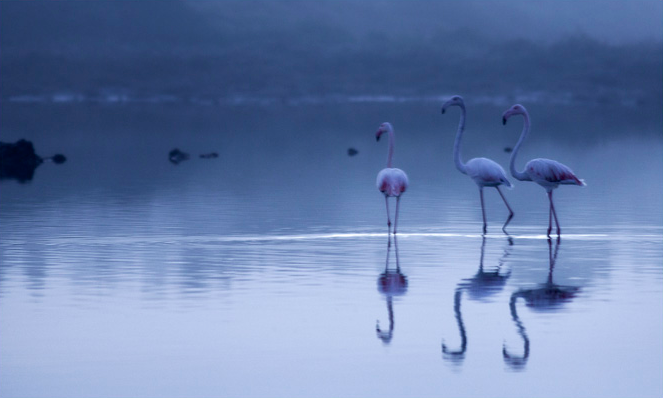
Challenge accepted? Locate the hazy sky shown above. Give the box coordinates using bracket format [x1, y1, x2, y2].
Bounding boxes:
[1, 0, 661, 51]
[502, 0, 663, 43]
[191, 0, 663, 44]
[1, 0, 660, 102]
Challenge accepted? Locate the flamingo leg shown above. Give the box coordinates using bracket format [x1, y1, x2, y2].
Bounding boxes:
[479, 188, 487, 234]
[547, 199, 553, 237]
[548, 191, 561, 236]
[384, 195, 392, 233]
[394, 195, 401, 234]
[496, 186, 514, 235]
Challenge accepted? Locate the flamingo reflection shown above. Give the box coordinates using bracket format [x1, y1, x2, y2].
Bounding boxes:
[503, 238, 580, 370]
[442, 236, 512, 363]
[376, 235, 408, 344]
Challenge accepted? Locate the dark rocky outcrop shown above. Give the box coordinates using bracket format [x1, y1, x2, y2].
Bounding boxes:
[0, 140, 66, 182]
[0, 140, 43, 182]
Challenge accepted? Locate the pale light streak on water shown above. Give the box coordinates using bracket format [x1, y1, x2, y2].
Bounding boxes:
[1, 103, 662, 398]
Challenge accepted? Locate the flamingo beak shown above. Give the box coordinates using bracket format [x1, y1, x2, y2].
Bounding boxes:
[502, 117, 507, 125]
[441, 100, 452, 114]
[376, 131, 381, 141]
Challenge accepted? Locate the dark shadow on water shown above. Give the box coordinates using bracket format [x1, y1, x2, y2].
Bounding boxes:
[442, 236, 512, 365]
[376, 235, 408, 345]
[503, 238, 580, 371]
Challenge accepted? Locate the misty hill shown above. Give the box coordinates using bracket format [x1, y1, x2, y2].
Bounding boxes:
[1, 1, 661, 107]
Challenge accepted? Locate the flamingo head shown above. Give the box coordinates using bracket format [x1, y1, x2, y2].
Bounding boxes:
[376, 122, 393, 141]
[441, 95, 465, 114]
[502, 104, 528, 125]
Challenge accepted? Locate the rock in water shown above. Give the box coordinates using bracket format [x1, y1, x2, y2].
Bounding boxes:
[0, 139, 43, 182]
[169, 148, 190, 164]
[51, 154, 67, 164]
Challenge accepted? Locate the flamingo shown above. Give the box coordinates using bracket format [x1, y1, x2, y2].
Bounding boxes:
[441, 96, 514, 234]
[502, 104, 586, 236]
[376, 122, 409, 234]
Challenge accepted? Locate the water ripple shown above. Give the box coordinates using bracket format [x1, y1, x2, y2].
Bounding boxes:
[4, 227, 659, 248]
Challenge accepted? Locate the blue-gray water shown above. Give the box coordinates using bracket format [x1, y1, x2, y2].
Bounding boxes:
[1, 101, 662, 398]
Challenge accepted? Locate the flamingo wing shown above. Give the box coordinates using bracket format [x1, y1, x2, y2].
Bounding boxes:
[525, 158, 585, 186]
[465, 158, 513, 188]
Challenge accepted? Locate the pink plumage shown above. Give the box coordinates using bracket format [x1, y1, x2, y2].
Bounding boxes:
[376, 168, 408, 197]
[376, 122, 409, 234]
[524, 158, 585, 188]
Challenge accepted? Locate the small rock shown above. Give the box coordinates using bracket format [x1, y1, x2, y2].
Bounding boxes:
[49, 154, 67, 164]
[200, 152, 219, 159]
[169, 148, 190, 164]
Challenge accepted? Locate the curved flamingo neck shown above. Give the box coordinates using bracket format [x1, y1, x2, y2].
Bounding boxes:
[510, 111, 531, 181]
[385, 128, 395, 168]
[453, 104, 467, 174]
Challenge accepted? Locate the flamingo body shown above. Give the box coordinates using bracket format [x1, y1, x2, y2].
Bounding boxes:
[465, 157, 513, 188]
[376, 168, 408, 197]
[522, 158, 585, 191]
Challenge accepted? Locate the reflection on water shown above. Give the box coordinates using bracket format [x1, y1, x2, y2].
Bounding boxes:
[503, 238, 580, 371]
[0, 103, 662, 398]
[442, 236, 512, 364]
[376, 236, 408, 344]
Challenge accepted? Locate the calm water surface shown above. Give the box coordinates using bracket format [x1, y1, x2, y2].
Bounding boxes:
[1, 103, 662, 398]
